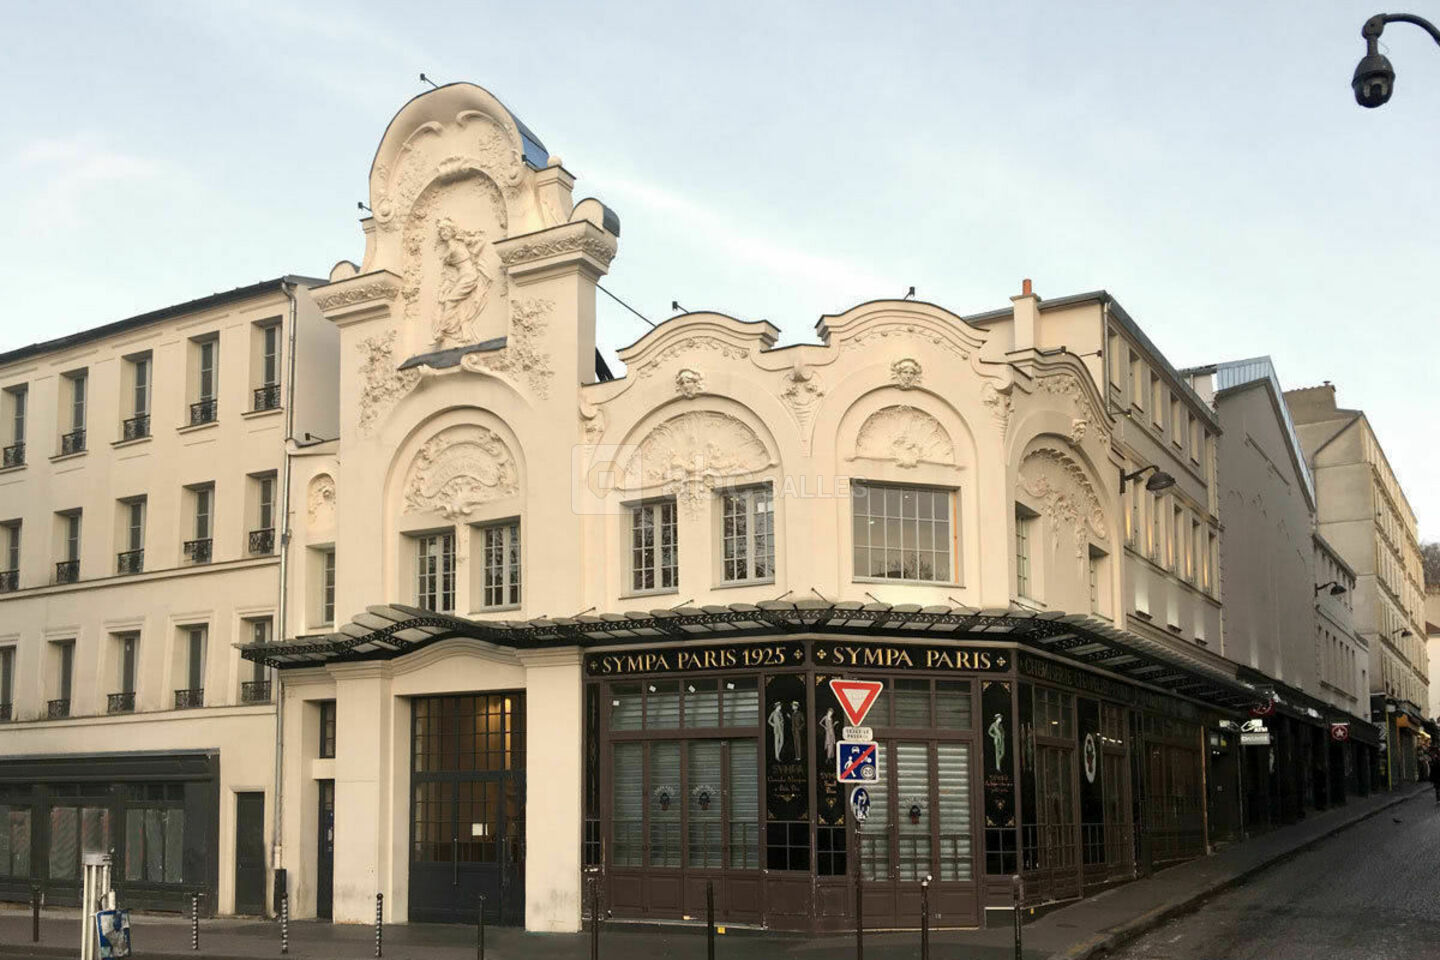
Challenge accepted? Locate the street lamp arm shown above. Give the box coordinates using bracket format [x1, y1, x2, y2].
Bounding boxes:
[1363, 13, 1440, 47]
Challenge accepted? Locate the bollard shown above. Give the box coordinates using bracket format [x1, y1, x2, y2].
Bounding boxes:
[588, 871, 600, 960]
[920, 875, 931, 960]
[375, 892, 384, 958]
[1012, 875, 1024, 960]
[191, 894, 200, 951]
[477, 895, 486, 960]
[31, 885, 40, 943]
[280, 893, 289, 955]
[706, 880, 715, 960]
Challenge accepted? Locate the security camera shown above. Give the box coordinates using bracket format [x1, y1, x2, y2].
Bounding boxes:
[1353, 51, 1395, 108]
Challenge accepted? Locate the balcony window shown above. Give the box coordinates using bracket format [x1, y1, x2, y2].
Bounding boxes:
[118, 498, 145, 575]
[0, 646, 14, 720]
[415, 532, 455, 613]
[852, 483, 955, 583]
[189, 338, 218, 426]
[49, 639, 74, 718]
[60, 370, 87, 454]
[253, 322, 282, 411]
[56, 511, 81, 584]
[249, 474, 275, 555]
[629, 499, 678, 593]
[176, 626, 205, 709]
[4, 385, 25, 467]
[122, 354, 151, 440]
[242, 619, 271, 703]
[480, 521, 521, 608]
[109, 634, 137, 714]
[184, 485, 213, 564]
[1, 522, 19, 591]
[720, 486, 774, 583]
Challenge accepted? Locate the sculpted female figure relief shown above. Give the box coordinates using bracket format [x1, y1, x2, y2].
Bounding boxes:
[433, 217, 492, 345]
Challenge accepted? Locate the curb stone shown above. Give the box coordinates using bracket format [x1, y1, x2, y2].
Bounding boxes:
[1048, 786, 1427, 960]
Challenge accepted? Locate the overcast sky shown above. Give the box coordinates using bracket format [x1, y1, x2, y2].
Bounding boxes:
[3, 1, 1436, 538]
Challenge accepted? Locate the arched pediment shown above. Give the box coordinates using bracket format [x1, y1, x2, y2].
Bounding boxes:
[619, 410, 775, 512]
[1018, 446, 1107, 564]
[852, 405, 955, 468]
[403, 424, 519, 519]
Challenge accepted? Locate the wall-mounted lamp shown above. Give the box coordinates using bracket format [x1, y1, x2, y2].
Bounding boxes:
[1119, 464, 1177, 494]
[1315, 581, 1348, 596]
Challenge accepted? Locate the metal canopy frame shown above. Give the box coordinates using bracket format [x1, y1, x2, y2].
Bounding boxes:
[239, 600, 1260, 711]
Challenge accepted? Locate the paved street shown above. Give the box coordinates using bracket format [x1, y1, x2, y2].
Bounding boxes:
[1113, 790, 1440, 960]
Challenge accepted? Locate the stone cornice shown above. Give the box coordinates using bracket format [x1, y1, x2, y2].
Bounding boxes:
[311, 271, 403, 325]
[496, 221, 616, 278]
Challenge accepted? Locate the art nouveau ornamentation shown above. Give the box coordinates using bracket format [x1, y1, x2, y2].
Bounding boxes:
[1018, 446, 1108, 568]
[1070, 418, 1089, 446]
[853, 406, 955, 469]
[981, 380, 1014, 437]
[579, 397, 606, 443]
[634, 336, 747, 378]
[357, 331, 421, 436]
[403, 425, 519, 519]
[675, 369, 704, 399]
[779, 361, 824, 449]
[460, 297, 555, 397]
[315, 281, 400, 311]
[843, 322, 973, 361]
[371, 110, 523, 233]
[401, 176, 508, 347]
[433, 217, 492, 346]
[307, 474, 336, 528]
[620, 411, 774, 515]
[891, 358, 923, 390]
[497, 228, 617, 267]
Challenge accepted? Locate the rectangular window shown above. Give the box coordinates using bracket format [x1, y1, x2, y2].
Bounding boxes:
[1150, 374, 1163, 427]
[720, 485, 774, 583]
[55, 640, 75, 704]
[185, 485, 213, 563]
[64, 512, 81, 562]
[319, 700, 337, 758]
[262, 324, 280, 386]
[185, 627, 206, 693]
[1189, 519, 1201, 582]
[1089, 550, 1100, 612]
[70, 371, 87, 432]
[1188, 414, 1200, 463]
[1170, 505, 1183, 571]
[480, 522, 521, 608]
[124, 805, 184, 884]
[3, 521, 20, 578]
[194, 486, 212, 540]
[126, 499, 145, 551]
[852, 483, 954, 583]
[258, 476, 274, 531]
[1107, 332, 1122, 386]
[416, 532, 455, 613]
[1015, 504, 1035, 598]
[4, 386, 26, 466]
[1124, 477, 1138, 547]
[199, 340, 216, 401]
[1148, 491, 1162, 562]
[119, 634, 137, 695]
[0, 646, 14, 713]
[1129, 352, 1143, 408]
[629, 499, 678, 593]
[1170, 395, 1182, 446]
[133, 357, 149, 416]
[322, 549, 336, 624]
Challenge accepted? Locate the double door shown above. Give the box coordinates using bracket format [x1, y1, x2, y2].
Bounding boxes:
[854, 739, 976, 927]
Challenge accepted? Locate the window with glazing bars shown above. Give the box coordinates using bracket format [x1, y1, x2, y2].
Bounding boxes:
[64, 512, 81, 562]
[133, 357, 149, 417]
[481, 522, 521, 608]
[322, 549, 336, 623]
[194, 487, 212, 540]
[629, 500, 677, 592]
[416, 532, 455, 612]
[70, 372, 86, 432]
[1015, 505, 1034, 597]
[852, 483, 953, 582]
[262, 324, 280, 386]
[319, 700, 336, 758]
[198, 340, 216, 401]
[720, 486, 773, 582]
[10, 386, 24, 446]
[126, 500, 144, 553]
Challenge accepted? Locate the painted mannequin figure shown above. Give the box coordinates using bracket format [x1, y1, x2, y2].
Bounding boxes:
[768, 702, 786, 761]
[820, 707, 837, 760]
[988, 713, 1006, 771]
[789, 701, 805, 761]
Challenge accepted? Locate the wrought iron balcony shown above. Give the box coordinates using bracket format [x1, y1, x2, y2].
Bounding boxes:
[183, 538, 212, 564]
[253, 383, 281, 412]
[55, 559, 79, 584]
[189, 398, 217, 426]
[107, 691, 135, 714]
[117, 549, 144, 575]
[60, 429, 86, 455]
[47, 698, 70, 719]
[174, 688, 204, 710]
[0, 702, 11, 721]
[241, 680, 272, 704]
[2, 442, 23, 467]
[0, 569, 17, 592]
[248, 528, 275, 555]
[122, 414, 150, 441]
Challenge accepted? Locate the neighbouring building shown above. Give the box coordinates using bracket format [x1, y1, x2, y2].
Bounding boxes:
[1286, 383, 1429, 786]
[1427, 587, 1440, 721]
[0, 278, 337, 914]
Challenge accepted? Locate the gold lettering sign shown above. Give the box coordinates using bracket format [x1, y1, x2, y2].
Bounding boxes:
[585, 641, 805, 677]
[814, 642, 1006, 673]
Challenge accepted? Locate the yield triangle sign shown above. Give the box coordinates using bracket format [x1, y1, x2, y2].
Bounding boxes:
[830, 679, 884, 727]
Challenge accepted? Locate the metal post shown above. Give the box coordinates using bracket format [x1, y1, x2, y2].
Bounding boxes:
[191, 894, 200, 951]
[920, 875, 931, 960]
[706, 880, 715, 960]
[477, 895, 486, 960]
[375, 892, 383, 958]
[31, 885, 39, 943]
[853, 812, 863, 960]
[1012, 875, 1024, 960]
[280, 894, 289, 955]
[588, 872, 600, 960]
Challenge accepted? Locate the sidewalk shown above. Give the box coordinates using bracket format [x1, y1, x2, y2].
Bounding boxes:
[1, 785, 1425, 960]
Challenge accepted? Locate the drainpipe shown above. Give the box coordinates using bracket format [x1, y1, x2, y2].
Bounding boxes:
[271, 279, 301, 899]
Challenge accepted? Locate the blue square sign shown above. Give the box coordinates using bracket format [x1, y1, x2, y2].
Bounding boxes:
[836, 741, 878, 784]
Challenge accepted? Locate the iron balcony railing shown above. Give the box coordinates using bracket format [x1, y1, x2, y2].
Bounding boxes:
[117, 549, 144, 575]
[0, 569, 17, 592]
[60, 429, 86, 455]
[0, 702, 11, 722]
[189, 398, 217, 426]
[47, 698, 71, 719]
[122, 414, 150, 441]
[55, 559, 79, 584]
[107, 691, 135, 714]
[241, 680, 272, 704]
[2, 442, 23, 467]
[253, 383, 281, 412]
[174, 688, 204, 710]
[248, 528, 275, 555]
[183, 538, 212, 564]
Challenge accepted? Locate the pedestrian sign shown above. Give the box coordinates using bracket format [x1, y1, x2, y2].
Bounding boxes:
[850, 786, 871, 823]
[837, 741, 879, 783]
[830, 679, 884, 726]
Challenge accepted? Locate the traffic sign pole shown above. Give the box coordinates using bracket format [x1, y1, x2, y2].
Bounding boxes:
[852, 785, 864, 960]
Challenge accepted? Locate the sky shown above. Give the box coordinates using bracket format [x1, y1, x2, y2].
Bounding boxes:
[2, 1, 1437, 538]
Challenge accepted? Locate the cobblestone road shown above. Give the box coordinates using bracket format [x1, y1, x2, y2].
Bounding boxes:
[1113, 790, 1440, 960]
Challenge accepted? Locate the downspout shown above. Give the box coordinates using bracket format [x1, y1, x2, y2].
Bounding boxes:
[272, 279, 301, 900]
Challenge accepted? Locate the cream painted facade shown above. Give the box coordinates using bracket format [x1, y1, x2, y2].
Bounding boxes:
[0, 278, 338, 914]
[1286, 385, 1429, 711]
[1426, 588, 1439, 720]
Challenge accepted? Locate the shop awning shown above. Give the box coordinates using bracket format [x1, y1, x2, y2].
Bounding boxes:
[239, 601, 1260, 711]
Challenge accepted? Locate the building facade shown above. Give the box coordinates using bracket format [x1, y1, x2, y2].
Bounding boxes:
[1286, 384, 1429, 784]
[0, 279, 337, 913]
